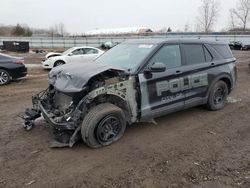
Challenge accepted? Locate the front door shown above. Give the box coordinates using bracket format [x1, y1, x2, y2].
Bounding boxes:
[70, 48, 85, 63]
[138, 44, 186, 120]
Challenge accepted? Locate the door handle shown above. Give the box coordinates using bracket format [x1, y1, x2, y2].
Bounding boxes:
[175, 70, 182, 75]
[210, 62, 215, 66]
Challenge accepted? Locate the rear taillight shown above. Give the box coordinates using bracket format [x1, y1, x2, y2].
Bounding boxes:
[13, 60, 24, 65]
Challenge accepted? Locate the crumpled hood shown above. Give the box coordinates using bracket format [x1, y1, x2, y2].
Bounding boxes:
[48, 61, 125, 93]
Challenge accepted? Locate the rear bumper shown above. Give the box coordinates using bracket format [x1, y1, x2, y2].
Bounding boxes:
[10, 66, 27, 79]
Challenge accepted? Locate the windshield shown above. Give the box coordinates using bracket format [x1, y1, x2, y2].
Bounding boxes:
[62, 47, 75, 55]
[96, 43, 156, 71]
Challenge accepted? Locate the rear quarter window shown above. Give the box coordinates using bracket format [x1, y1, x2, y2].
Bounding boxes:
[204, 46, 213, 62]
[211, 44, 233, 59]
[85, 48, 99, 54]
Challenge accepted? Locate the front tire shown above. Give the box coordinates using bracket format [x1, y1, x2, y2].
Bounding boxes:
[206, 80, 228, 111]
[81, 103, 126, 148]
[0, 69, 11, 85]
[54, 60, 65, 67]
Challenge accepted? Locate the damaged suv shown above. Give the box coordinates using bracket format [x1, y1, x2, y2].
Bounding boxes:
[22, 39, 237, 148]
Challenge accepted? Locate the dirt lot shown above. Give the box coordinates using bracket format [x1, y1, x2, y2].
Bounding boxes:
[0, 51, 250, 188]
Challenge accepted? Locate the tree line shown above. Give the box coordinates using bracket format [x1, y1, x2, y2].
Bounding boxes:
[0, 23, 68, 37]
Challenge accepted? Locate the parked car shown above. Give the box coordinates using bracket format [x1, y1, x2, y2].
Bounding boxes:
[241, 42, 250, 50]
[0, 53, 27, 85]
[100, 41, 116, 49]
[229, 41, 243, 50]
[22, 39, 236, 148]
[41, 46, 104, 69]
[229, 41, 250, 50]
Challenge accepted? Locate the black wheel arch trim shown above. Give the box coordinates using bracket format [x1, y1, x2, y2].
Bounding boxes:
[206, 73, 233, 98]
[0, 67, 10, 72]
[0, 68, 12, 78]
[91, 94, 132, 123]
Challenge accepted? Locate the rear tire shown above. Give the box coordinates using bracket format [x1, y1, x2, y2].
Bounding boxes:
[0, 69, 11, 85]
[206, 80, 228, 111]
[54, 60, 65, 67]
[81, 103, 126, 148]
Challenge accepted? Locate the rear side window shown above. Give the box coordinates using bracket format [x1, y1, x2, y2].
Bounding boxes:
[211, 44, 233, 59]
[84, 48, 98, 54]
[183, 44, 206, 65]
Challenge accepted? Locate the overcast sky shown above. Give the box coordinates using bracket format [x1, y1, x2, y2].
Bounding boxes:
[1, 0, 237, 34]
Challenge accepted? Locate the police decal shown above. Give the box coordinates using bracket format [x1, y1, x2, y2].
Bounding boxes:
[156, 73, 208, 97]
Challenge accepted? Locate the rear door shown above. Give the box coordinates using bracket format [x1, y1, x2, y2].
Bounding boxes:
[138, 44, 187, 120]
[181, 43, 213, 106]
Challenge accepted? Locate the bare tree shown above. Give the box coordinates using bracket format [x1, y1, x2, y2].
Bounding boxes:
[58, 23, 67, 36]
[184, 22, 190, 32]
[197, 0, 220, 33]
[231, 0, 250, 31]
[229, 9, 236, 29]
[49, 25, 56, 37]
[158, 27, 168, 33]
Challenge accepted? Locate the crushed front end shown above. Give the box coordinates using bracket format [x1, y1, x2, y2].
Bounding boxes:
[21, 62, 139, 147]
[22, 86, 86, 147]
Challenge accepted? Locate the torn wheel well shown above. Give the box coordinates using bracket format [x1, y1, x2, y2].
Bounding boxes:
[89, 94, 131, 123]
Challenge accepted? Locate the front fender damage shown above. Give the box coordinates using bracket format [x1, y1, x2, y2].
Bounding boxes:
[21, 75, 138, 148]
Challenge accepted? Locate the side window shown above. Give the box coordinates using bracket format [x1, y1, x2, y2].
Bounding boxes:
[204, 46, 213, 62]
[84, 48, 98, 54]
[72, 49, 84, 55]
[184, 44, 206, 65]
[148, 45, 182, 69]
[211, 44, 233, 59]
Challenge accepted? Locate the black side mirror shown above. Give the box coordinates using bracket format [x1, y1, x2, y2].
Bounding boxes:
[149, 62, 166, 73]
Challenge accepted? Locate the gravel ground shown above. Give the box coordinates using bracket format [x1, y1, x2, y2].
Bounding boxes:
[0, 50, 250, 188]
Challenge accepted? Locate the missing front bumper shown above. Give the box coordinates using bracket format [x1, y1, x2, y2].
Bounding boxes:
[21, 89, 82, 147]
[39, 102, 76, 131]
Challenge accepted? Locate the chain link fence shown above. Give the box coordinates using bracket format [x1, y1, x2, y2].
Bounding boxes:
[0, 34, 249, 49]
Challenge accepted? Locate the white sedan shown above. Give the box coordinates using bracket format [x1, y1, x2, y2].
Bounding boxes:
[42, 46, 104, 69]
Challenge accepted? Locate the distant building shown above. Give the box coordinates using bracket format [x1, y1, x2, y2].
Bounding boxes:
[85, 27, 153, 36]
